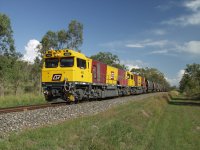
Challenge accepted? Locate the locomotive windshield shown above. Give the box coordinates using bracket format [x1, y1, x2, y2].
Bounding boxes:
[60, 57, 74, 67]
[45, 58, 59, 68]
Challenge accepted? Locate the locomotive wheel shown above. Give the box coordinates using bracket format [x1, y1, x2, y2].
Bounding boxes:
[74, 98, 79, 104]
[44, 95, 53, 102]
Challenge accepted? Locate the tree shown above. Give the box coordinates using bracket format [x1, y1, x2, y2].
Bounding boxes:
[179, 63, 200, 96]
[0, 13, 15, 56]
[57, 30, 68, 49]
[39, 20, 83, 55]
[0, 13, 43, 96]
[67, 20, 83, 50]
[11, 60, 26, 95]
[131, 68, 146, 76]
[90, 52, 128, 70]
[0, 13, 19, 96]
[0, 56, 12, 96]
[31, 57, 43, 94]
[131, 67, 170, 89]
[40, 31, 58, 54]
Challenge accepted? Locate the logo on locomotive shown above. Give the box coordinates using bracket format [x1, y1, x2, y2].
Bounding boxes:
[52, 74, 62, 81]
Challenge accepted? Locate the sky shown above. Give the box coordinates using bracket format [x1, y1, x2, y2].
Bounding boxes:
[1, 0, 200, 86]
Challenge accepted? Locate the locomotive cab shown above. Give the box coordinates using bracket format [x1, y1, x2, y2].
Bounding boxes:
[42, 49, 92, 102]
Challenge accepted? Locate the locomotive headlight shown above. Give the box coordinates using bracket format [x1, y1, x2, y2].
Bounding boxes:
[44, 90, 49, 95]
[46, 54, 52, 57]
[55, 53, 61, 57]
[64, 52, 71, 56]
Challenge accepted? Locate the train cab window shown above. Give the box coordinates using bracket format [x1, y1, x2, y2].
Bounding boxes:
[45, 58, 58, 68]
[127, 74, 130, 79]
[77, 58, 86, 69]
[131, 75, 133, 79]
[60, 57, 74, 67]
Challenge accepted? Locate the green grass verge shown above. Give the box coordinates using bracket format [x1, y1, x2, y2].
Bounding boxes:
[0, 93, 46, 108]
[169, 90, 200, 106]
[0, 94, 200, 150]
[169, 90, 187, 99]
[150, 100, 200, 150]
[170, 90, 200, 100]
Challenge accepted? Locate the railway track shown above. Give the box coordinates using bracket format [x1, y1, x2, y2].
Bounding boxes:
[0, 93, 166, 115]
[0, 103, 66, 115]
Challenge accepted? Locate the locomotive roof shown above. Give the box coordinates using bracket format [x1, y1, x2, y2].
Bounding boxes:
[44, 49, 89, 59]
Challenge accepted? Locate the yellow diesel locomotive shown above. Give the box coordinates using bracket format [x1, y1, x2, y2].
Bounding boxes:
[42, 49, 160, 102]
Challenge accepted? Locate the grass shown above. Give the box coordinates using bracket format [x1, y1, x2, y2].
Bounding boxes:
[0, 94, 200, 150]
[169, 90, 200, 106]
[0, 93, 46, 108]
[150, 101, 200, 150]
[170, 90, 200, 100]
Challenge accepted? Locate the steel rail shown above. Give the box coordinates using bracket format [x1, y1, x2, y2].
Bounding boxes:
[0, 92, 167, 115]
[0, 103, 66, 114]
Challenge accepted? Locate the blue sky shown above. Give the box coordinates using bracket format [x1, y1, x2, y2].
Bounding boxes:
[1, 0, 200, 86]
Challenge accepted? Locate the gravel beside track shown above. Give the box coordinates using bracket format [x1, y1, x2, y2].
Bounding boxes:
[0, 93, 166, 138]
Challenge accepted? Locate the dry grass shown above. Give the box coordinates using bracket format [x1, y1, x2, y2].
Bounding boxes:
[0, 93, 46, 108]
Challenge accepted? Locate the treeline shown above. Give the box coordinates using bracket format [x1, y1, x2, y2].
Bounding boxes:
[0, 13, 40, 96]
[131, 67, 170, 89]
[0, 55, 41, 96]
[0, 13, 83, 97]
[179, 63, 200, 96]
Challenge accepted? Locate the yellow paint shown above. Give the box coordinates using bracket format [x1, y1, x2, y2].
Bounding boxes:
[137, 75, 142, 86]
[126, 71, 135, 86]
[74, 57, 92, 83]
[106, 65, 118, 85]
[42, 49, 92, 83]
[132, 74, 136, 86]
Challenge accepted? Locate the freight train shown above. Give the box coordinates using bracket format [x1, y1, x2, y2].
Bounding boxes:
[41, 49, 165, 102]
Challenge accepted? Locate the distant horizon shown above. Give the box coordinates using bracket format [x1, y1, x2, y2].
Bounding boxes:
[1, 0, 200, 86]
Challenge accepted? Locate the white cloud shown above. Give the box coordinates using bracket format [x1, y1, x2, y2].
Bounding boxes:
[164, 12, 200, 26]
[156, 1, 178, 11]
[148, 40, 200, 56]
[145, 40, 169, 47]
[150, 50, 168, 54]
[166, 69, 185, 86]
[182, 40, 200, 55]
[121, 59, 148, 71]
[163, 0, 200, 26]
[151, 29, 167, 35]
[165, 77, 176, 86]
[126, 44, 144, 48]
[101, 38, 171, 52]
[184, 0, 200, 11]
[178, 69, 185, 80]
[101, 38, 200, 56]
[126, 39, 169, 48]
[130, 65, 140, 69]
[23, 39, 41, 63]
